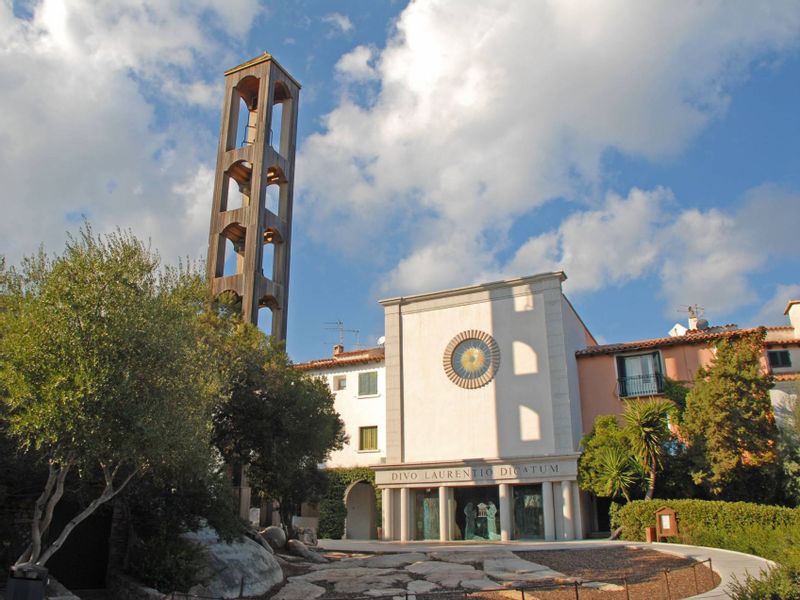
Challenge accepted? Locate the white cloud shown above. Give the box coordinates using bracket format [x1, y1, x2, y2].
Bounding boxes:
[752, 284, 800, 327]
[335, 45, 378, 81]
[496, 185, 800, 316]
[298, 0, 800, 305]
[322, 12, 354, 36]
[0, 0, 260, 265]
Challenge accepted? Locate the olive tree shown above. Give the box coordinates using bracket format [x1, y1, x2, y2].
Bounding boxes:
[0, 227, 215, 567]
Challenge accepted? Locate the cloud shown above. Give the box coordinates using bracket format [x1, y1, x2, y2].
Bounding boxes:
[0, 0, 261, 265]
[497, 185, 800, 316]
[322, 12, 354, 36]
[751, 284, 800, 327]
[298, 0, 800, 306]
[335, 46, 378, 81]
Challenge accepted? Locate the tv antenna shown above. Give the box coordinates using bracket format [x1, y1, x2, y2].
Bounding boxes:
[324, 320, 362, 347]
[677, 304, 705, 319]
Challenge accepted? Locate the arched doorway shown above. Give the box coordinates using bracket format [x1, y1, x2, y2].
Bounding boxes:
[343, 480, 377, 539]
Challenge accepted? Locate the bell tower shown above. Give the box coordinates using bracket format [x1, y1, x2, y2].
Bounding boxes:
[207, 53, 300, 339]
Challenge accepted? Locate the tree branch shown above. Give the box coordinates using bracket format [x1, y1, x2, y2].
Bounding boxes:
[36, 465, 139, 566]
[19, 463, 57, 565]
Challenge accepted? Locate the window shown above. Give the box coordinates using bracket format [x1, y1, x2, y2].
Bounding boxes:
[616, 352, 664, 397]
[333, 375, 347, 391]
[358, 371, 378, 396]
[359, 426, 378, 451]
[768, 350, 792, 368]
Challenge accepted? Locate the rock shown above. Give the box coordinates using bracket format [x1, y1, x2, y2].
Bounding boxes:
[45, 577, 81, 600]
[429, 549, 517, 564]
[262, 525, 287, 551]
[291, 567, 410, 594]
[461, 577, 499, 590]
[271, 580, 326, 600]
[182, 526, 283, 598]
[483, 556, 565, 582]
[245, 528, 275, 554]
[107, 573, 167, 599]
[364, 588, 406, 596]
[362, 553, 428, 568]
[405, 560, 486, 588]
[583, 580, 625, 591]
[288, 539, 328, 564]
[407, 579, 440, 593]
[295, 526, 318, 546]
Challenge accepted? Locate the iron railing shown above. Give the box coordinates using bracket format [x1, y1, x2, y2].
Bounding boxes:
[618, 373, 664, 397]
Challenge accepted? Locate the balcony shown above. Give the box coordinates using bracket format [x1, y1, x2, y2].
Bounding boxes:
[618, 373, 664, 398]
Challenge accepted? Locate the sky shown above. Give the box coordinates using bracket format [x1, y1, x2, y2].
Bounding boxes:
[1, 0, 799, 362]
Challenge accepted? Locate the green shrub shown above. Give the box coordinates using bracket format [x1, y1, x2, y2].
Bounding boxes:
[611, 499, 800, 543]
[613, 499, 800, 600]
[126, 531, 207, 593]
[317, 468, 380, 539]
[728, 566, 800, 600]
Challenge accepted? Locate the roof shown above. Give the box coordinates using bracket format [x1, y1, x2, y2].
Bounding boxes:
[785, 300, 800, 315]
[774, 373, 800, 382]
[224, 52, 302, 89]
[295, 347, 385, 372]
[575, 326, 768, 357]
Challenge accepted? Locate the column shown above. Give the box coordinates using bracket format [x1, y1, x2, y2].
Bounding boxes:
[499, 484, 512, 541]
[447, 488, 456, 540]
[561, 480, 574, 540]
[383, 488, 394, 540]
[400, 487, 410, 542]
[571, 481, 584, 540]
[542, 481, 555, 541]
[439, 487, 449, 541]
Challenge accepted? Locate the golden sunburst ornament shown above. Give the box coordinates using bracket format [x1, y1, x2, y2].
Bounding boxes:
[443, 330, 500, 389]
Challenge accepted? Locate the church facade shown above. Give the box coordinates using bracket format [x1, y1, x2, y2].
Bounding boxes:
[300, 271, 596, 541]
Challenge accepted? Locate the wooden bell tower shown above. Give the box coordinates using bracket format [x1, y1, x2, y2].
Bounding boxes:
[207, 53, 300, 339]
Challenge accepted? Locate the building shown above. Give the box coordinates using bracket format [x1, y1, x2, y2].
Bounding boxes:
[300, 272, 596, 541]
[299, 273, 800, 542]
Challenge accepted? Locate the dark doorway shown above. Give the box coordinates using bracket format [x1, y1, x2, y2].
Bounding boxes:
[454, 486, 500, 541]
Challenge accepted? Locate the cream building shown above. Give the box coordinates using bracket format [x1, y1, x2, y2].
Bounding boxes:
[376, 272, 595, 542]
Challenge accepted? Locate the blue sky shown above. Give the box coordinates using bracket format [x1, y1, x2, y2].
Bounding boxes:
[1, 1, 799, 362]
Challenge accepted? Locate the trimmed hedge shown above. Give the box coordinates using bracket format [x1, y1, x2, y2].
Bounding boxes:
[317, 467, 381, 539]
[612, 499, 800, 542]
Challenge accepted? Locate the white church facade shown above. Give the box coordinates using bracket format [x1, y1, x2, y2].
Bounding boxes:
[298, 271, 597, 541]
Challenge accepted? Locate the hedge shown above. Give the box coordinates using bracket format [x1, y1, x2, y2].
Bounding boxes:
[317, 467, 381, 539]
[612, 499, 800, 542]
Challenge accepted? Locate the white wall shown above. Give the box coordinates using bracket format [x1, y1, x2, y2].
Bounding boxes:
[311, 363, 387, 468]
[398, 278, 582, 463]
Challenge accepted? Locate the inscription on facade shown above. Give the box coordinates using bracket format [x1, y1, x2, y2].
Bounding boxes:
[376, 460, 574, 486]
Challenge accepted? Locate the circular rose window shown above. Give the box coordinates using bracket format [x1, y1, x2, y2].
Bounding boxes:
[443, 330, 500, 389]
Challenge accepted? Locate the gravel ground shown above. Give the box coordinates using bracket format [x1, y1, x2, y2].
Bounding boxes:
[469, 546, 721, 600]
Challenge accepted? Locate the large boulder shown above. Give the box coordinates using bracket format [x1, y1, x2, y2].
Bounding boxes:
[261, 525, 287, 551]
[287, 539, 328, 564]
[182, 526, 283, 598]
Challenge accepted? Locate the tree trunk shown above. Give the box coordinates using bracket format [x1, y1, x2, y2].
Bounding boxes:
[645, 456, 657, 500]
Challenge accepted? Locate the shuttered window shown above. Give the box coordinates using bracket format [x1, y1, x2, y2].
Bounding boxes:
[359, 426, 378, 451]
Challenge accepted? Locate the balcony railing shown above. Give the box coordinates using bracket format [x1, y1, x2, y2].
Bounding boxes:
[618, 373, 664, 398]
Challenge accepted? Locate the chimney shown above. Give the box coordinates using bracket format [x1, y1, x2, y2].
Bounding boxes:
[785, 300, 800, 338]
[333, 344, 344, 356]
[687, 305, 701, 330]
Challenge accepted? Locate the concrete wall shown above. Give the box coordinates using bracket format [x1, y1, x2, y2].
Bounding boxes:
[385, 274, 586, 464]
[312, 364, 387, 468]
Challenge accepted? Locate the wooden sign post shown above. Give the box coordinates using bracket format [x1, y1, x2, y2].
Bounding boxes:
[655, 506, 678, 542]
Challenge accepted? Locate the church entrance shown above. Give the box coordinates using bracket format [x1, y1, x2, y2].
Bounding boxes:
[512, 484, 544, 539]
[454, 486, 500, 541]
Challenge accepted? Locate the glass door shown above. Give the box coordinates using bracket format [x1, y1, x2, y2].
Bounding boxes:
[512, 484, 544, 539]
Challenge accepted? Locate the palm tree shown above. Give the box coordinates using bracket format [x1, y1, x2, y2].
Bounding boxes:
[598, 446, 638, 502]
[623, 398, 674, 500]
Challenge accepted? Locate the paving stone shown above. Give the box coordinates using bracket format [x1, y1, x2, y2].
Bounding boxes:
[461, 577, 501, 590]
[362, 552, 428, 568]
[582, 580, 625, 591]
[291, 566, 402, 583]
[483, 556, 565, 583]
[428, 550, 517, 564]
[364, 588, 407, 597]
[270, 580, 326, 600]
[334, 574, 412, 594]
[407, 579, 440, 593]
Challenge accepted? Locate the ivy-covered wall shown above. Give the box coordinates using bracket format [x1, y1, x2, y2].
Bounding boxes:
[318, 467, 381, 539]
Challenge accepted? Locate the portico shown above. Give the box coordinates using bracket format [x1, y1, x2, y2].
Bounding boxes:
[376, 456, 583, 542]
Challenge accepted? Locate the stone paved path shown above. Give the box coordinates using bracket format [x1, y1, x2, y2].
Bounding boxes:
[275, 549, 620, 599]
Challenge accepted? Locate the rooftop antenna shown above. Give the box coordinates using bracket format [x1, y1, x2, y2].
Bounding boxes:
[324, 320, 362, 347]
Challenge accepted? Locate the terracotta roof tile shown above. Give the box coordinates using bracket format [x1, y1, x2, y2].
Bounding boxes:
[774, 373, 800, 382]
[295, 347, 385, 371]
[575, 326, 766, 357]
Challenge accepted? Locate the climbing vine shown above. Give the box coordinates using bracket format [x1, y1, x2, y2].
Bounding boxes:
[317, 468, 381, 539]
